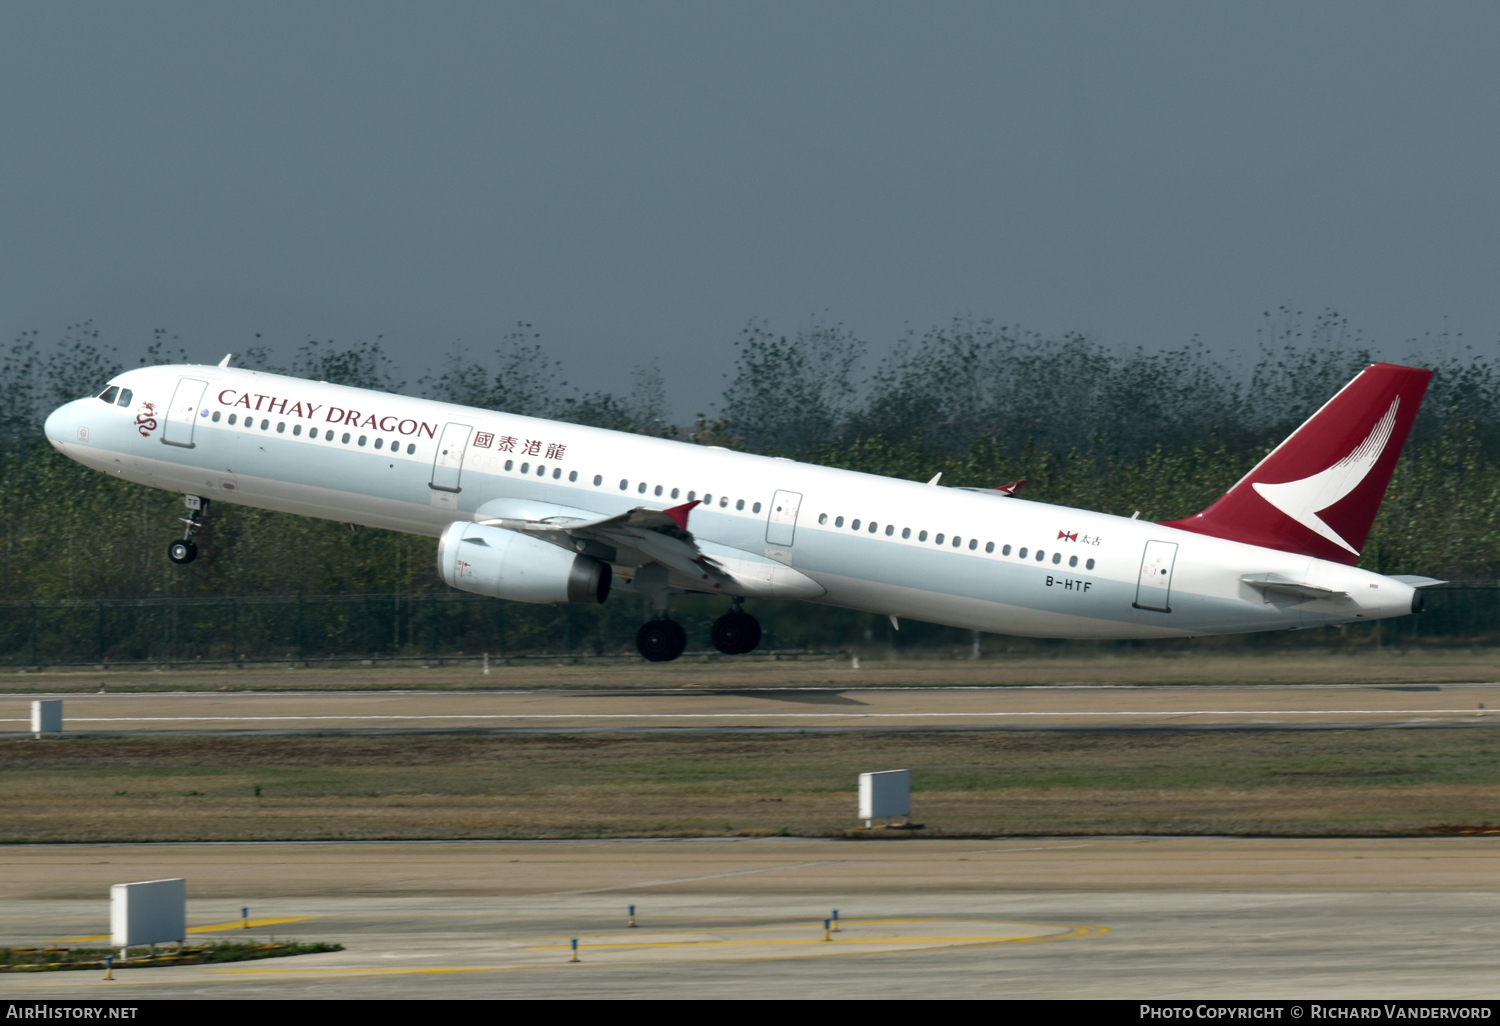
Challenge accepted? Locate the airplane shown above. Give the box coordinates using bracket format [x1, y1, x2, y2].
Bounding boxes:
[43, 358, 1439, 662]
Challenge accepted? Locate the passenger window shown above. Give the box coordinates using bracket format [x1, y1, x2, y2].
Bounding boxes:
[753, 501, 761, 513]
[1036, 550, 1045, 562]
[212, 411, 221, 423]
[506, 460, 514, 471]
[538, 465, 546, 476]
[868, 522, 878, 534]
[593, 475, 602, 486]
[307, 426, 314, 438]
[687, 491, 696, 501]
[620, 479, 629, 490]
[885, 525, 894, 536]
[117, 389, 132, 406]
[1018, 547, 1028, 558]
[818, 513, 828, 525]
[1052, 552, 1061, 564]
[1086, 558, 1095, 570]
[569, 471, 578, 482]
[736, 499, 745, 510]
[521, 463, 530, 473]
[277, 422, 286, 434]
[1068, 555, 1078, 567]
[406, 444, 415, 455]
[969, 539, 978, 550]
[852, 519, 861, 530]
[918, 530, 927, 541]
[985, 542, 993, 553]
[835, 516, 844, 527]
[99, 386, 120, 404]
[952, 536, 961, 547]
[719, 496, 728, 507]
[1002, 544, 1011, 555]
[935, 533, 944, 544]
[901, 527, 910, 539]
[261, 419, 270, 430]
[638, 482, 647, 494]
[358, 435, 367, 446]
[292, 423, 300, 435]
[342, 432, 351, 443]
[553, 468, 561, 479]
[655, 485, 663, 496]
[671, 488, 680, 499]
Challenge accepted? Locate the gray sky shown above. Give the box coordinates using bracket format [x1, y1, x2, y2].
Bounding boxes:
[4, 2, 1499, 416]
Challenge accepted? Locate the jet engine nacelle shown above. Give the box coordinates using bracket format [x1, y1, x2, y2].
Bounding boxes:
[437, 521, 611, 604]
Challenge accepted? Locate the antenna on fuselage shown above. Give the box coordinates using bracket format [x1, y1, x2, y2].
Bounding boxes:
[927, 473, 942, 486]
[218, 354, 233, 368]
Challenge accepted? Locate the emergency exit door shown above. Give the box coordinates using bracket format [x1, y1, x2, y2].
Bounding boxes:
[1133, 540, 1178, 612]
[429, 423, 473, 492]
[765, 489, 803, 546]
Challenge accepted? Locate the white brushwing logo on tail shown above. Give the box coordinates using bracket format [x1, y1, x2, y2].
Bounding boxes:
[1251, 398, 1400, 555]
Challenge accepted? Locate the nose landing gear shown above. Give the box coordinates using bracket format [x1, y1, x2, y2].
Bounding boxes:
[167, 495, 208, 565]
[711, 604, 761, 655]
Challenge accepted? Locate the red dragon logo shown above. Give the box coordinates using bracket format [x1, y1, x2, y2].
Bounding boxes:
[135, 402, 159, 438]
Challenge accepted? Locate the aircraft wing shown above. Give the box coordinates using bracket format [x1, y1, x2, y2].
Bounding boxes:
[477, 500, 734, 584]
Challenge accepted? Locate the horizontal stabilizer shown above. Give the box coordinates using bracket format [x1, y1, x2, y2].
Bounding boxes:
[1241, 573, 1347, 600]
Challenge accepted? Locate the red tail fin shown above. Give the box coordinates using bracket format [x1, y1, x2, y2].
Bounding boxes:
[1163, 362, 1431, 564]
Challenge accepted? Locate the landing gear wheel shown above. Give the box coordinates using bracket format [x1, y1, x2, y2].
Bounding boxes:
[711, 611, 761, 655]
[167, 539, 198, 565]
[637, 619, 687, 663]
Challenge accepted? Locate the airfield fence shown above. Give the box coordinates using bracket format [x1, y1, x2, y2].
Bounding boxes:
[1, 584, 1498, 668]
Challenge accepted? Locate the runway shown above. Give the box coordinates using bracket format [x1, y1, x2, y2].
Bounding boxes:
[2, 838, 1497, 998]
[3, 683, 1498, 734]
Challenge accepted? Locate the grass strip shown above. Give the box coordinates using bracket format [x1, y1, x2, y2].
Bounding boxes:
[3, 729, 1498, 839]
[0, 940, 342, 972]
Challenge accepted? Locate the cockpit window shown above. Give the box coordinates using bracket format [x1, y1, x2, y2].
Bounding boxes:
[98, 386, 119, 404]
[116, 389, 132, 407]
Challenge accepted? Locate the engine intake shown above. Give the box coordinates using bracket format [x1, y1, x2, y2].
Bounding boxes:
[438, 521, 611, 604]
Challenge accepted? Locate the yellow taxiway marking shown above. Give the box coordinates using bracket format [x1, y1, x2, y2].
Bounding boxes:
[207, 919, 1108, 977]
[53, 915, 317, 944]
[532, 936, 1035, 949]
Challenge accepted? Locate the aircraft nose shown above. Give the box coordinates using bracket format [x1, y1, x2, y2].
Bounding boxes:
[43, 400, 77, 450]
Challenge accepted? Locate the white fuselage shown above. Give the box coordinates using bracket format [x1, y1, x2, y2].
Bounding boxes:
[45, 364, 1418, 638]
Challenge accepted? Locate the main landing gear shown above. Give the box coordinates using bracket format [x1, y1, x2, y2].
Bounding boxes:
[636, 619, 687, 663]
[167, 495, 208, 565]
[633, 604, 763, 663]
[711, 604, 761, 655]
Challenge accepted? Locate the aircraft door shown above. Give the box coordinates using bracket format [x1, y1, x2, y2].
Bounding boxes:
[765, 489, 803, 546]
[1133, 540, 1178, 612]
[429, 423, 474, 493]
[161, 378, 209, 448]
